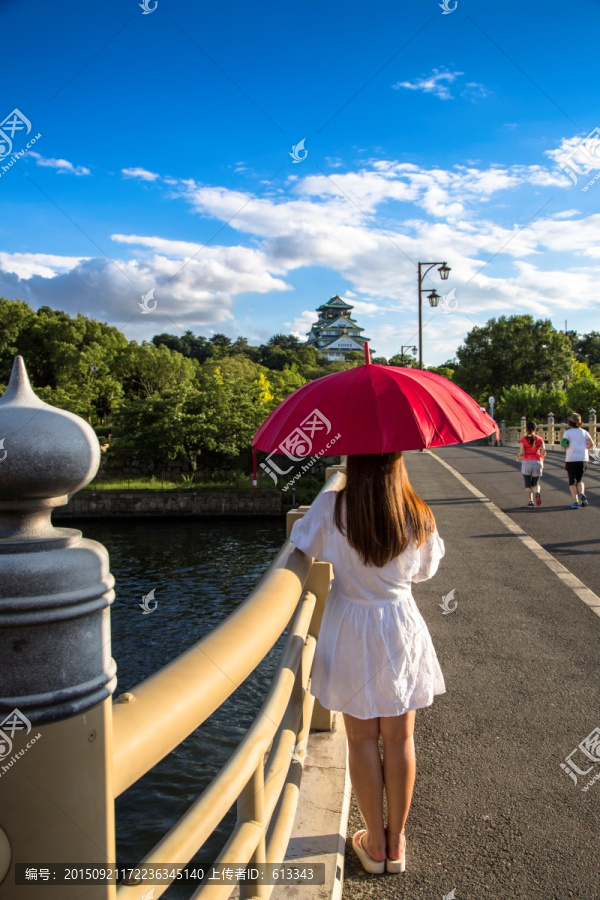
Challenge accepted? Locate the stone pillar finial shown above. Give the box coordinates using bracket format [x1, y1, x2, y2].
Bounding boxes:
[0, 355, 99, 527]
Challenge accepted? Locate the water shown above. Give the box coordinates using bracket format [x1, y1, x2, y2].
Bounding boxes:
[78, 517, 287, 899]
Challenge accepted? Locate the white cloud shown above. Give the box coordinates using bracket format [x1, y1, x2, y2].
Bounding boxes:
[5, 146, 600, 363]
[0, 252, 89, 279]
[121, 167, 161, 181]
[393, 68, 464, 100]
[545, 132, 600, 187]
[284, 310, 317, 339]
[461, 82, 489, 100]
[28, 152, 90, 176]
[0, 235, 291, 333]
[345, 298, 385, 316]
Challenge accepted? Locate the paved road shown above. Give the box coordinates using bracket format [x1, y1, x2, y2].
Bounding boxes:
[342, 449, 600, 900]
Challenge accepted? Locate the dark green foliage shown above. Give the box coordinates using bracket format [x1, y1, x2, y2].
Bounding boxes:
[453, 315, 573, 399]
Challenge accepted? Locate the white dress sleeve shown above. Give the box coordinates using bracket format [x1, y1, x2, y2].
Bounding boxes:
[290, 493, 330, 559]
[411, 529, 445, 582]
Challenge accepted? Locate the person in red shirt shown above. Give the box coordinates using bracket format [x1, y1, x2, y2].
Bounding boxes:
[516, 420, 546, 507]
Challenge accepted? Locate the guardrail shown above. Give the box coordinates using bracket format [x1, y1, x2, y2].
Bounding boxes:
[496, 410, 597, 448]
[0, 355, 345, 900]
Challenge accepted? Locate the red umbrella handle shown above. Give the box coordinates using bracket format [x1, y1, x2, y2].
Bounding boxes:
[364, 341, 371, 365]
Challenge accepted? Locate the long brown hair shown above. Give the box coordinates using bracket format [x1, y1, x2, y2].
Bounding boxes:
[526, 420, 537, 447]
[334, 452, 436, 567]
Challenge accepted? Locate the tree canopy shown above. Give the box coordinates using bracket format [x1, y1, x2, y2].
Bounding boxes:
[453, 315, 573, 402]
[1, 299, 598, 463]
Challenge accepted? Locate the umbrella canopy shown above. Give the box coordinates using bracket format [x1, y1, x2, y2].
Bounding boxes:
[252, 347, 497, 484]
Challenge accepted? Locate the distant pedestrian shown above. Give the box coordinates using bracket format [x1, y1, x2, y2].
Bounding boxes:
[561, 413, 595, 508]
[516, 420, 546, 508]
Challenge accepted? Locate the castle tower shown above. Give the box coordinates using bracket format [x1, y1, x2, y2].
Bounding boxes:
[305, 294, 372, 360]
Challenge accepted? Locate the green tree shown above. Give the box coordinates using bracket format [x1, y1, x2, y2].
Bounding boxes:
[231, 336, 261, 362]
[498, 384, 567, 425]
[114, 355, 274, 470]
[267, 365, 306, 403]
[566, 378, 600, 418]
[573, 331, 600, 368]
[0, 297, 36, 381]
[344, 351, 365, 364]
[152, 330, 212, 363]
[259, 334, 326, 373]
[455, 315, 573, 399]
[389, 353, 417, 367]
[124, 342, 198, 398]
[426, 366, 454, 380]
[8, 306, 129, 423]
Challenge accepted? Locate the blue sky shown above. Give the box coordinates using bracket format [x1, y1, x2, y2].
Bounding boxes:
[1, 0, 599, 364]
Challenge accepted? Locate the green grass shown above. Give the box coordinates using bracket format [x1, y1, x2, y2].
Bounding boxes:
[82, 471, 328, 499]
[83, 473, 259, 492]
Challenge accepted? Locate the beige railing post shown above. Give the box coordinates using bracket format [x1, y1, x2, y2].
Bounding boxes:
[238, 766, 268, 899]
[589, 408, 597, 443]
[0, 357, 116, 900]
[305, 561, 334, 731]
[520, 416, 527, 437]
[548, 412, 555, 446]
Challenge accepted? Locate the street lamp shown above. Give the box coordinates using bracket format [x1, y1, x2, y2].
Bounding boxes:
[418, 261, 451, 368]
[400, 345, 417, 366]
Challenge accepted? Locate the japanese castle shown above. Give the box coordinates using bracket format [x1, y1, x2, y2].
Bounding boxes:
[305, 294, 371, 360]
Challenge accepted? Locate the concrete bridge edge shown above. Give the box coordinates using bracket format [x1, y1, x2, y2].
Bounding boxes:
[271, 714, 351, 900]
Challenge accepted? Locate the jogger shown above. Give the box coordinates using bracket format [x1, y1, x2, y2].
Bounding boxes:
[516, 421, 546, 508]
[561, 413, 595, 508]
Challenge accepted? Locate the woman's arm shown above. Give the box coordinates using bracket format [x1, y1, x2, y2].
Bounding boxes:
[540, 440, 546, 458]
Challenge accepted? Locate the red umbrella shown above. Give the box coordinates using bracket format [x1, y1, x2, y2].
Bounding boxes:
[252, 344, 497, 486]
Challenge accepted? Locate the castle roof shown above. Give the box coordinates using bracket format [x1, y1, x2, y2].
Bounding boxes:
[320, 315, 363, 331]
[316, 293, 353, 311]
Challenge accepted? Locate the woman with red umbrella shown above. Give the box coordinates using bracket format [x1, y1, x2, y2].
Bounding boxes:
[253, 345, 497, 875]
[289, 451, 444, 874]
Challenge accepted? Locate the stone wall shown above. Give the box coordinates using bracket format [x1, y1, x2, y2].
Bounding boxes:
[54, 490, 282, 518]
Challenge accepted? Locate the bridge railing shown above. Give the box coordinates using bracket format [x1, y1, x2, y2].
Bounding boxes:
[496, 409, 597, 449]
[0, 355, 346, 900]
[113, 472, 344, 900]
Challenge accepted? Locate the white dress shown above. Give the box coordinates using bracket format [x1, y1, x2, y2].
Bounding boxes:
[290, 490, 446, 719]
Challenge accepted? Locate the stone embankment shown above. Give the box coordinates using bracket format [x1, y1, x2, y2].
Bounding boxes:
[55, 490, 281, 518]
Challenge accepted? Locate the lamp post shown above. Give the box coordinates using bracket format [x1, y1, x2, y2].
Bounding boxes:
[400, 345, 418, 366]
[417, 261, 450, 368]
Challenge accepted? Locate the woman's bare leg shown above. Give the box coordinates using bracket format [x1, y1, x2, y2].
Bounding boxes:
[380, 710, 416, 860]
[343, 713, 386, 861]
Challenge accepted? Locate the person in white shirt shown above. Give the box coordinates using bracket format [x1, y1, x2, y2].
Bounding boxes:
[290, 452, 445, 875]
[561, 413, 595, 508]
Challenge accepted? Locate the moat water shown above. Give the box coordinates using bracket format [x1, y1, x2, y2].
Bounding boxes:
[80, 516, 287, 899]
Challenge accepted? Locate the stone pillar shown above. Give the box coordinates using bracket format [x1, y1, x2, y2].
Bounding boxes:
[0, 357, 116, 899]
[520, 416, 527, 437]
[589, 408, 597, 444]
